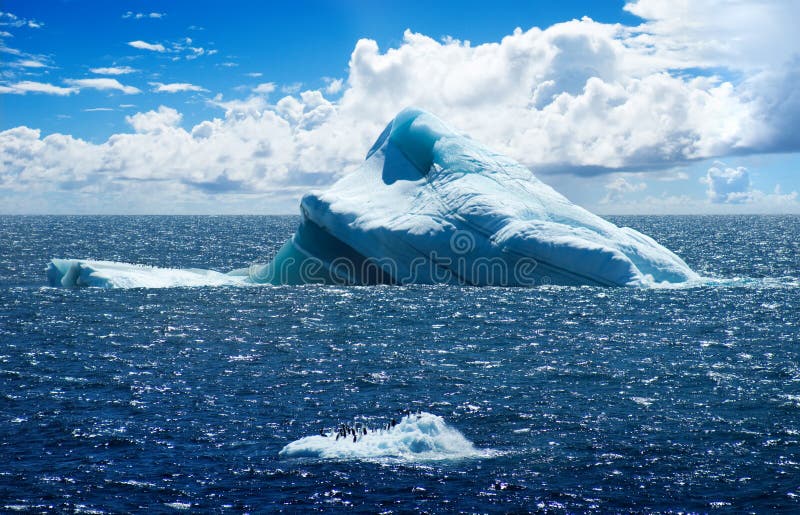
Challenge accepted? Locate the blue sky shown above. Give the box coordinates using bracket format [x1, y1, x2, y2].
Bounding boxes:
[2, 0, 799, 214]
[2, 0, 640, 140]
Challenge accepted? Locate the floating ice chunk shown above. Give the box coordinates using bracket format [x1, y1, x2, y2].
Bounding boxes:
[46, 258, 245, 289]
[265, 107, 700, 287]
[278, 413, 485, 461]
[163, 502, 192, 510]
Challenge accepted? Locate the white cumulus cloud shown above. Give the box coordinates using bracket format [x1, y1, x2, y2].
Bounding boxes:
[126, 105, 183, 133]
[704, 163, 753, 203]
[701, 162, 798, 208]
[4, 5, 800, 213]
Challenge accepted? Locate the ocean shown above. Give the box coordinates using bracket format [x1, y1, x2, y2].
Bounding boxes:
[1, 215, 798, 513]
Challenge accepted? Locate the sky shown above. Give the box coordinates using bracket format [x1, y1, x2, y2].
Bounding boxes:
[1, 0, 799, 214]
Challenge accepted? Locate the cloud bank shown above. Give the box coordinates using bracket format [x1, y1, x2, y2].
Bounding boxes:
[2, 1, 800, 213]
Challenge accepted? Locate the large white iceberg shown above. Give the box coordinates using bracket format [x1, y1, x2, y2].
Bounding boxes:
[47, 107, 698, 288]
[256, 107, 698, 287]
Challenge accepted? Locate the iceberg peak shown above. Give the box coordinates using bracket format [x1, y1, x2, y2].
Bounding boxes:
[366, 106, 451, 174]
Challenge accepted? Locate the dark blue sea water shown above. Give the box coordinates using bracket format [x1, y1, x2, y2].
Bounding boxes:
[1, 215, 799, 513]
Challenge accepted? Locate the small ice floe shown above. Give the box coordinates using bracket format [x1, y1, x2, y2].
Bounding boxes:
[164, 501, 192, 510]
[46, 259, 247, 289]
[279, 412, 487, 461]
[631, 396, 655, 407]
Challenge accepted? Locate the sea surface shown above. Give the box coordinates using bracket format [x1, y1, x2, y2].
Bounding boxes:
[1, 215, 799, 513]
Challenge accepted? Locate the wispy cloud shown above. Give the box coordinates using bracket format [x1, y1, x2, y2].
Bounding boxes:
[601, 177, 647, 203]
[90, 66, 136, 75]
[245, 72, 262, 78]
[122, 12, 165, 20]
[323, 77, 343, 95]
[128, 37, 217, 60]
[0, 30, 50, 72]
[181, 38, 217, 60]
[65, 78, 140, 94]
[252, 82, 276, 95]
[281, 82, 302, 94]
[84, 107, 114, 112]
[11, 58, 47, 68]
[0, 43, 21, 56]
[128, 40, 166, 53]
[0, 11, 44, 29]
[186, 47, 208, 59]
[150, 82, 207, 93]
[0, 80, 76, 95]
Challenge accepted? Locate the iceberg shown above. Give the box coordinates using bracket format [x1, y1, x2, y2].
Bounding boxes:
[259, 107, 699, 287]
[46, 108, 699, 289]
[46, 258, 246, 289]
[278, 412, 485, 461]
